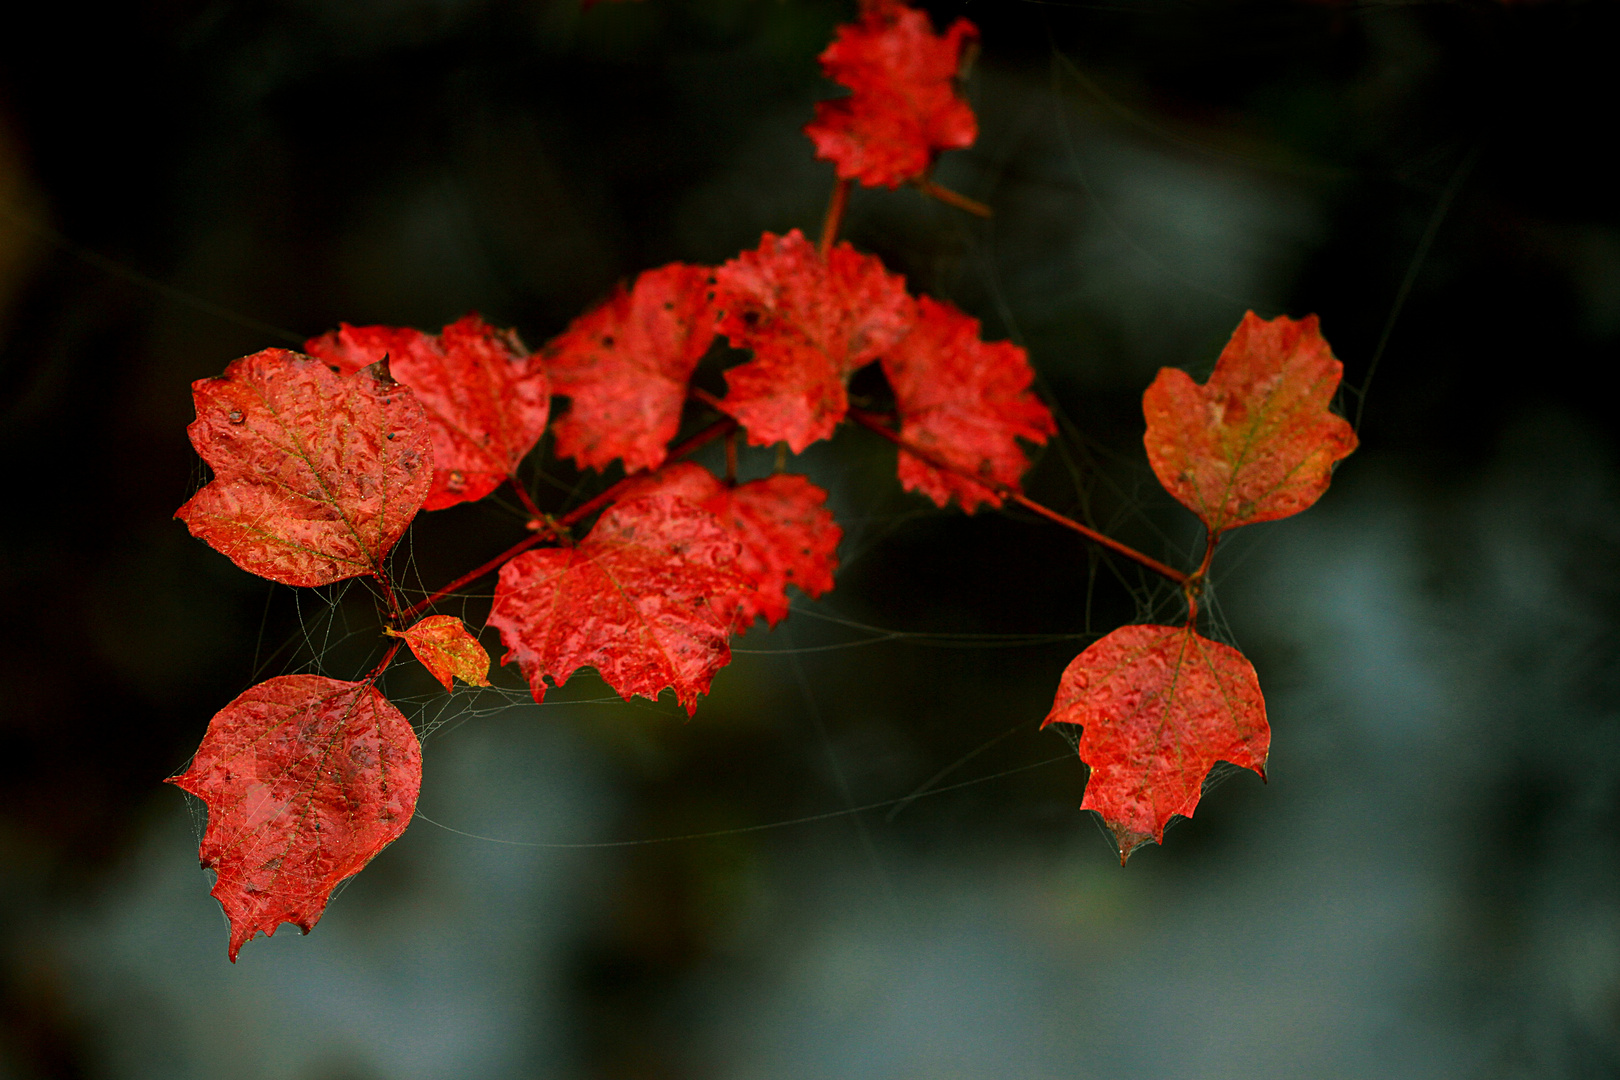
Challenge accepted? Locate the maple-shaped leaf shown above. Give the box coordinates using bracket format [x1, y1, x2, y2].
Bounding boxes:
[543, 263, 717, 473]
[387, 614, 493, 692]
[881, 295, 1056, 512]
[168, 674, 422, 961]
[1043, 623, 1268, 863]
[616, 462, 841, 631]
[803, 0, 978, 189]
[305, 315, 549, 510]
[1143, 312, 1358, 535]
[487, 496, 749, 714]
[176, 349, 432, 587]
[714, 229, 914, 452]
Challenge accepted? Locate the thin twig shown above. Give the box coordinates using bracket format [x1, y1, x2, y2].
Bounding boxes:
[1183, 530, 1219, 626]
[847, 408, 1186, 586]
[366, 640, 404, 683]
[820, 178, 853, 258]
[397, 416, 738, 622]
[508, 476, 546, 523]
[916, 178, 991, 218]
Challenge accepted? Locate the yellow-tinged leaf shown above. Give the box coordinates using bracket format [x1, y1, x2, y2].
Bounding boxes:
[388, 615, 492, 691]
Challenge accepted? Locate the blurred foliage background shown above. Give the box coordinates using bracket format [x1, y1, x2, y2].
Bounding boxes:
[3, 1, 1619, 1077]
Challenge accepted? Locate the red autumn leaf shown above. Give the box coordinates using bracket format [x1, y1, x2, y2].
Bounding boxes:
[1042, 623, 1269, 863]
[387, 615, 493, 692]
[168, 674, 422, 961]
[487, 496, 749, 714]
[713, 229, 914, 452]
[881, 295, 1056, 512]
[543, 263, 717, 473]
[305, 315, 549, 510]
[803, 0, 978, 189]
[616, 462, 842, 631]
[1143, 312, 1358, 535]
[176, 349, 432, 587]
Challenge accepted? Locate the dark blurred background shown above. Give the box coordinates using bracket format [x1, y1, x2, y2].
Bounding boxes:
[4, 1, 1619, 1077]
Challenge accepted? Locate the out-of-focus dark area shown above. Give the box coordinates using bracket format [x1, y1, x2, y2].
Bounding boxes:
[4, 1, 1619, 1076]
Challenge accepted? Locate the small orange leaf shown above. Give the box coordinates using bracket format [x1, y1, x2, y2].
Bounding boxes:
[1143, 312, 1358, 535]
[1043, 623, 1269, 863]
[387, 615, 492, 691]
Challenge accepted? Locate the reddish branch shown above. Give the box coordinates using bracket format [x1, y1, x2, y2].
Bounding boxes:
[398, 389, 1190, 630]
[508, 477, 546, 522]
[916, 178, 991, 218]
[1183, 530, 1220, 625]
[819, 178, 852, 258]
[846, 408, 1188, 586]
[396, 416, 738, 622]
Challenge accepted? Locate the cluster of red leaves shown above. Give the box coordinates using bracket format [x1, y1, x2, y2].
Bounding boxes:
[171, 0, 1358, 960]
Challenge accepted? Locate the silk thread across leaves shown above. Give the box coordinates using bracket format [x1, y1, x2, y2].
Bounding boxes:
[170, 0, 1359, 960]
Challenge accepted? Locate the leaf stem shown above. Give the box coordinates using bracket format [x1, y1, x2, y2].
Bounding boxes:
[916, 179, 991, 218]
[397, 416, 739, 622]
[690, 385, 726, 413]
[374, 571, 405, 626]
[508, 475, 546, 523]
[366, 639, 404, 682]
[820, 178, 853, 258]
[1183, 530, 1219, 626]
[847, 408, 1187, 586]
[398, 533, 548, 624]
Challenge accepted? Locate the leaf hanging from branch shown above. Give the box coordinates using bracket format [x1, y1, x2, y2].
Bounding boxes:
[487, 496, 750, 714]
[1143, 312, 1358, 535]
[176, 349, 432, 587]
[542, 263, 718, 474]
[305, 315, 549, 511]
[713, 229, 914, 452]
[881, 295, 1056, 512]
[169, 675, 422, 961]
[1043, 623, 1269, 863]
[616, 462, 842, 631]
[804, 0, 979, 188]
[387, 615, 493, 692]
